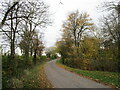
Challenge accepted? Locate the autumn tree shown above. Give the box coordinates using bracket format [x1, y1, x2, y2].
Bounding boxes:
[56, 11, 94, 68]
[63, 11, 94, 47]
[56, 38, 74, 65]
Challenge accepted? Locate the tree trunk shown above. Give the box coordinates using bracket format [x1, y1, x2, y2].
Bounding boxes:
[33, 49, 37, 64]
[10, 11, 15, 59]
[117, 3, 120, 73]
[25, 44, 29, 64]
[10, 40, 15, 58]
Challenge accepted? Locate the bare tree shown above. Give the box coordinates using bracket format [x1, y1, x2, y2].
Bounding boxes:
[0, 1, 32, 58]
[100, 1, 120, 72]
[1, 0, 50, 59]
[0, 1, 19, 28]
[19, 0, 50, 63]
[0, 1, 21, 58]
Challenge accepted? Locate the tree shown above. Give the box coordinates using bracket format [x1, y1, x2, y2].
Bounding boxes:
[19, 30, 36, 63]
[32, 34, 44, 64]
[45, 47, 58, 59]
[56, 38, 73, 64]
[1, 0, 50, 59]
[0, 0, 32, 58]
[63, 11, 94, 47]
[57, 11, 94, 67]
[100, 1, 120, 72]
[0, 1, 19, 28]
[1, 1, 21, 58]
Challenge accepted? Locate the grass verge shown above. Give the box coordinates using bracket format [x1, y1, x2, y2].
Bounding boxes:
[21, 62, 53, 88]
[56, 59, 120, 89]
[6, 62, 53, 88]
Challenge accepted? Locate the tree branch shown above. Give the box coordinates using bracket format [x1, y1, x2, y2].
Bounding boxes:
[0, 2, 19, 28]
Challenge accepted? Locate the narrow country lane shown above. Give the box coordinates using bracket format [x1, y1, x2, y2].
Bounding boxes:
[44, 60, 114, 88]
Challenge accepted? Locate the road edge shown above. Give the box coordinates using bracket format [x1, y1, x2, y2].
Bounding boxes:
[56, 59, 120, 90]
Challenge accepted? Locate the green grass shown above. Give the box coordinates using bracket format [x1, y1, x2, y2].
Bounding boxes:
[56, 60, 120, 89]
[3, 62, 53, 88]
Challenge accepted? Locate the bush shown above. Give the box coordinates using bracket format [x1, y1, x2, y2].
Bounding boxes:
[40, 56, 47, 62]
[2, 55, 34, 88]
[9, 78, 23, 88]
[50, 54, 58, 59]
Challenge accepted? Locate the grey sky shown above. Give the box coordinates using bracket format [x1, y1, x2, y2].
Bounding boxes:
[43, 0, 102, 48]
[43, 0, 118, 48]
[0, 0, 117, 54]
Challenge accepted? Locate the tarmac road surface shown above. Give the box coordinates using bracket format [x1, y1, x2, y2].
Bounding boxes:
[45, 60, 114, 89]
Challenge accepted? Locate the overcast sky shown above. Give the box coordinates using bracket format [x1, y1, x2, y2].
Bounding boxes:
[43, 0, 109, 48]
[0, 0, 117, 54]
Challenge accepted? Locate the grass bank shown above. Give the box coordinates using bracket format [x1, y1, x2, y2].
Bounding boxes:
[21, 62, 53, 88]
[56, 59, 120, 89]
[3, 62, 53, 88]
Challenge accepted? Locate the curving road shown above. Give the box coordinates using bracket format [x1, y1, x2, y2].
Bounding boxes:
[44, 60, 113, 88]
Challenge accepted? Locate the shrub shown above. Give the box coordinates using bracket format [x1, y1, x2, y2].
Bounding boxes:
[40, 56, 47, 62]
